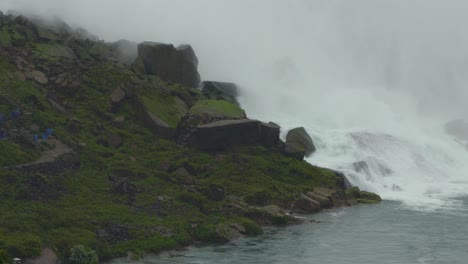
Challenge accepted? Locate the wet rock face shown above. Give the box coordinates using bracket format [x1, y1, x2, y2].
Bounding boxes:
[137, 42, 200, 88]
[283, 127, 316, 160]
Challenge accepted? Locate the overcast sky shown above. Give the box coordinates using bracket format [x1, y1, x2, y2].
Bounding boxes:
[2, 0, 468, 123]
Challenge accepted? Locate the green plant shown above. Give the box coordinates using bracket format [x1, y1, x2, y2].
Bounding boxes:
[68, 245, 98, 264]
[0, 249, 7, 264]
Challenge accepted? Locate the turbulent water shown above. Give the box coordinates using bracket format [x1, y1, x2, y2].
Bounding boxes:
[112, 200, 468, 264]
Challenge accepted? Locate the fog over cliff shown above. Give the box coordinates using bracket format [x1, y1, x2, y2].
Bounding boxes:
[3, 0, 468, 208]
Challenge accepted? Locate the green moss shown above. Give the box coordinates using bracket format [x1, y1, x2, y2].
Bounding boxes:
[359, 191, 382, 203]
[0, 233, 42, 258]
[236, 218, 263, 236]
[0, 249, 7, 264]
[35, 43, 76, 59]
[0, 141, 38, 167]
[357, 198, 380, 204]
[138, 82, 188, 127]
[0, 27, 11, 46]
[193, 223, 220, 243]
[189, 100, 245, 118]
[346, 186, 360, 199]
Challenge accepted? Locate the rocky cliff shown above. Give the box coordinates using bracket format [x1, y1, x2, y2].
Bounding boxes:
[0, 12, 380, 264]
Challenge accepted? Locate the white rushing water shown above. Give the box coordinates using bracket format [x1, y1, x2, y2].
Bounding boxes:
[240, 89, 468, 210]
[229, 1, 468, 210]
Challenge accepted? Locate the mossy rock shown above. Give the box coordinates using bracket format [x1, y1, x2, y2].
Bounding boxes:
[136, 82, 188, 128]
[345, 187, 382, 204]
[358, 191, 382, 203]
[189, 100, 245, 119]
[345, 186, 361, 199]
[35, 43, 77, 59]
[357, 198, 381, 204]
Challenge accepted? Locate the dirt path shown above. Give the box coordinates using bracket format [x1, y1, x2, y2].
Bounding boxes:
[34, 139, 73, 164]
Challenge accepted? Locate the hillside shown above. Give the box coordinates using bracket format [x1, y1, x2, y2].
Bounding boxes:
[0, 12, 380, 263]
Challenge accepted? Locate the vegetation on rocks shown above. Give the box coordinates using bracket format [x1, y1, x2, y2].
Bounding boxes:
[189, 100, 245, 118]
[0, 12, 381, 263]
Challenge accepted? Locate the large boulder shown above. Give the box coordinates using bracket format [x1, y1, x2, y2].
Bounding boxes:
[188, 119, 261, 150]
[136, 42, 200, 88]
[215, 224, 243, 241]
[305, 191, 332, 208]
[293, 194, 321, 213]
[138, 108, 176, 139]
[187, 118, 282, 149]
[201, 81, 239, 106]
[284, 127, 316, 160]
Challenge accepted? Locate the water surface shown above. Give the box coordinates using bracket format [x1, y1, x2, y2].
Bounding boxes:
[111, 200, 468, 264]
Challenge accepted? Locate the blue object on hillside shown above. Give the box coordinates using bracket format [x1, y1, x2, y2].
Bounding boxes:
[0, 130, 7, 139]
[42, 133, 48, 140]
[0, 114, 5, 123]
[11, 109, 21, 119]
[45, 128, 54, 136]
[33, 134, 39, 142]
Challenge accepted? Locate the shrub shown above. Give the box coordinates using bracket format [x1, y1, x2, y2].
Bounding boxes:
[68, 245, 98, 264]
[0, 249, 7, 264]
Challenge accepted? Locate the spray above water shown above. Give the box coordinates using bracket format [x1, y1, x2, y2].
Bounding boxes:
[3, 0, 468, 209]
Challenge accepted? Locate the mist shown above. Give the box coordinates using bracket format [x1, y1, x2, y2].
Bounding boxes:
[3, 0, 468, 120]
[3, 0, 468, 207]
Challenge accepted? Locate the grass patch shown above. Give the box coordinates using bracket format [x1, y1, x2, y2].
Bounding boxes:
[189, 100, 244, 118]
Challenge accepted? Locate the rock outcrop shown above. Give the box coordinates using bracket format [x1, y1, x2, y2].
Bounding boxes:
[134, 97, 177, 139]
[293, 194, 321, 213]
[188, 119, 280, 150]
[201, 81, 239, 106]
[136, 42, 200, 88]
[283, 127, 316, 160]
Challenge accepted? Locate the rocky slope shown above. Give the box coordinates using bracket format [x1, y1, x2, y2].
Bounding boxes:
[0, 12, 381, 263]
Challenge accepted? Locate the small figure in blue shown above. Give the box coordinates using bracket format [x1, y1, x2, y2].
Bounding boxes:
[45, 128, 54, 136]
[33, 134, 39, 143]
[0, 129, 7, 139]
[11, 109, 21, 119]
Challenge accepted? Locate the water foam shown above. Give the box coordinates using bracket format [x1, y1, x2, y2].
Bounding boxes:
[240, 86, 468, 211]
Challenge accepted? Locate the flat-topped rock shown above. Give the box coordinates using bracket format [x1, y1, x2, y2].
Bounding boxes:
[188, 119, 281, 150]
[189, 119, 260, 150]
